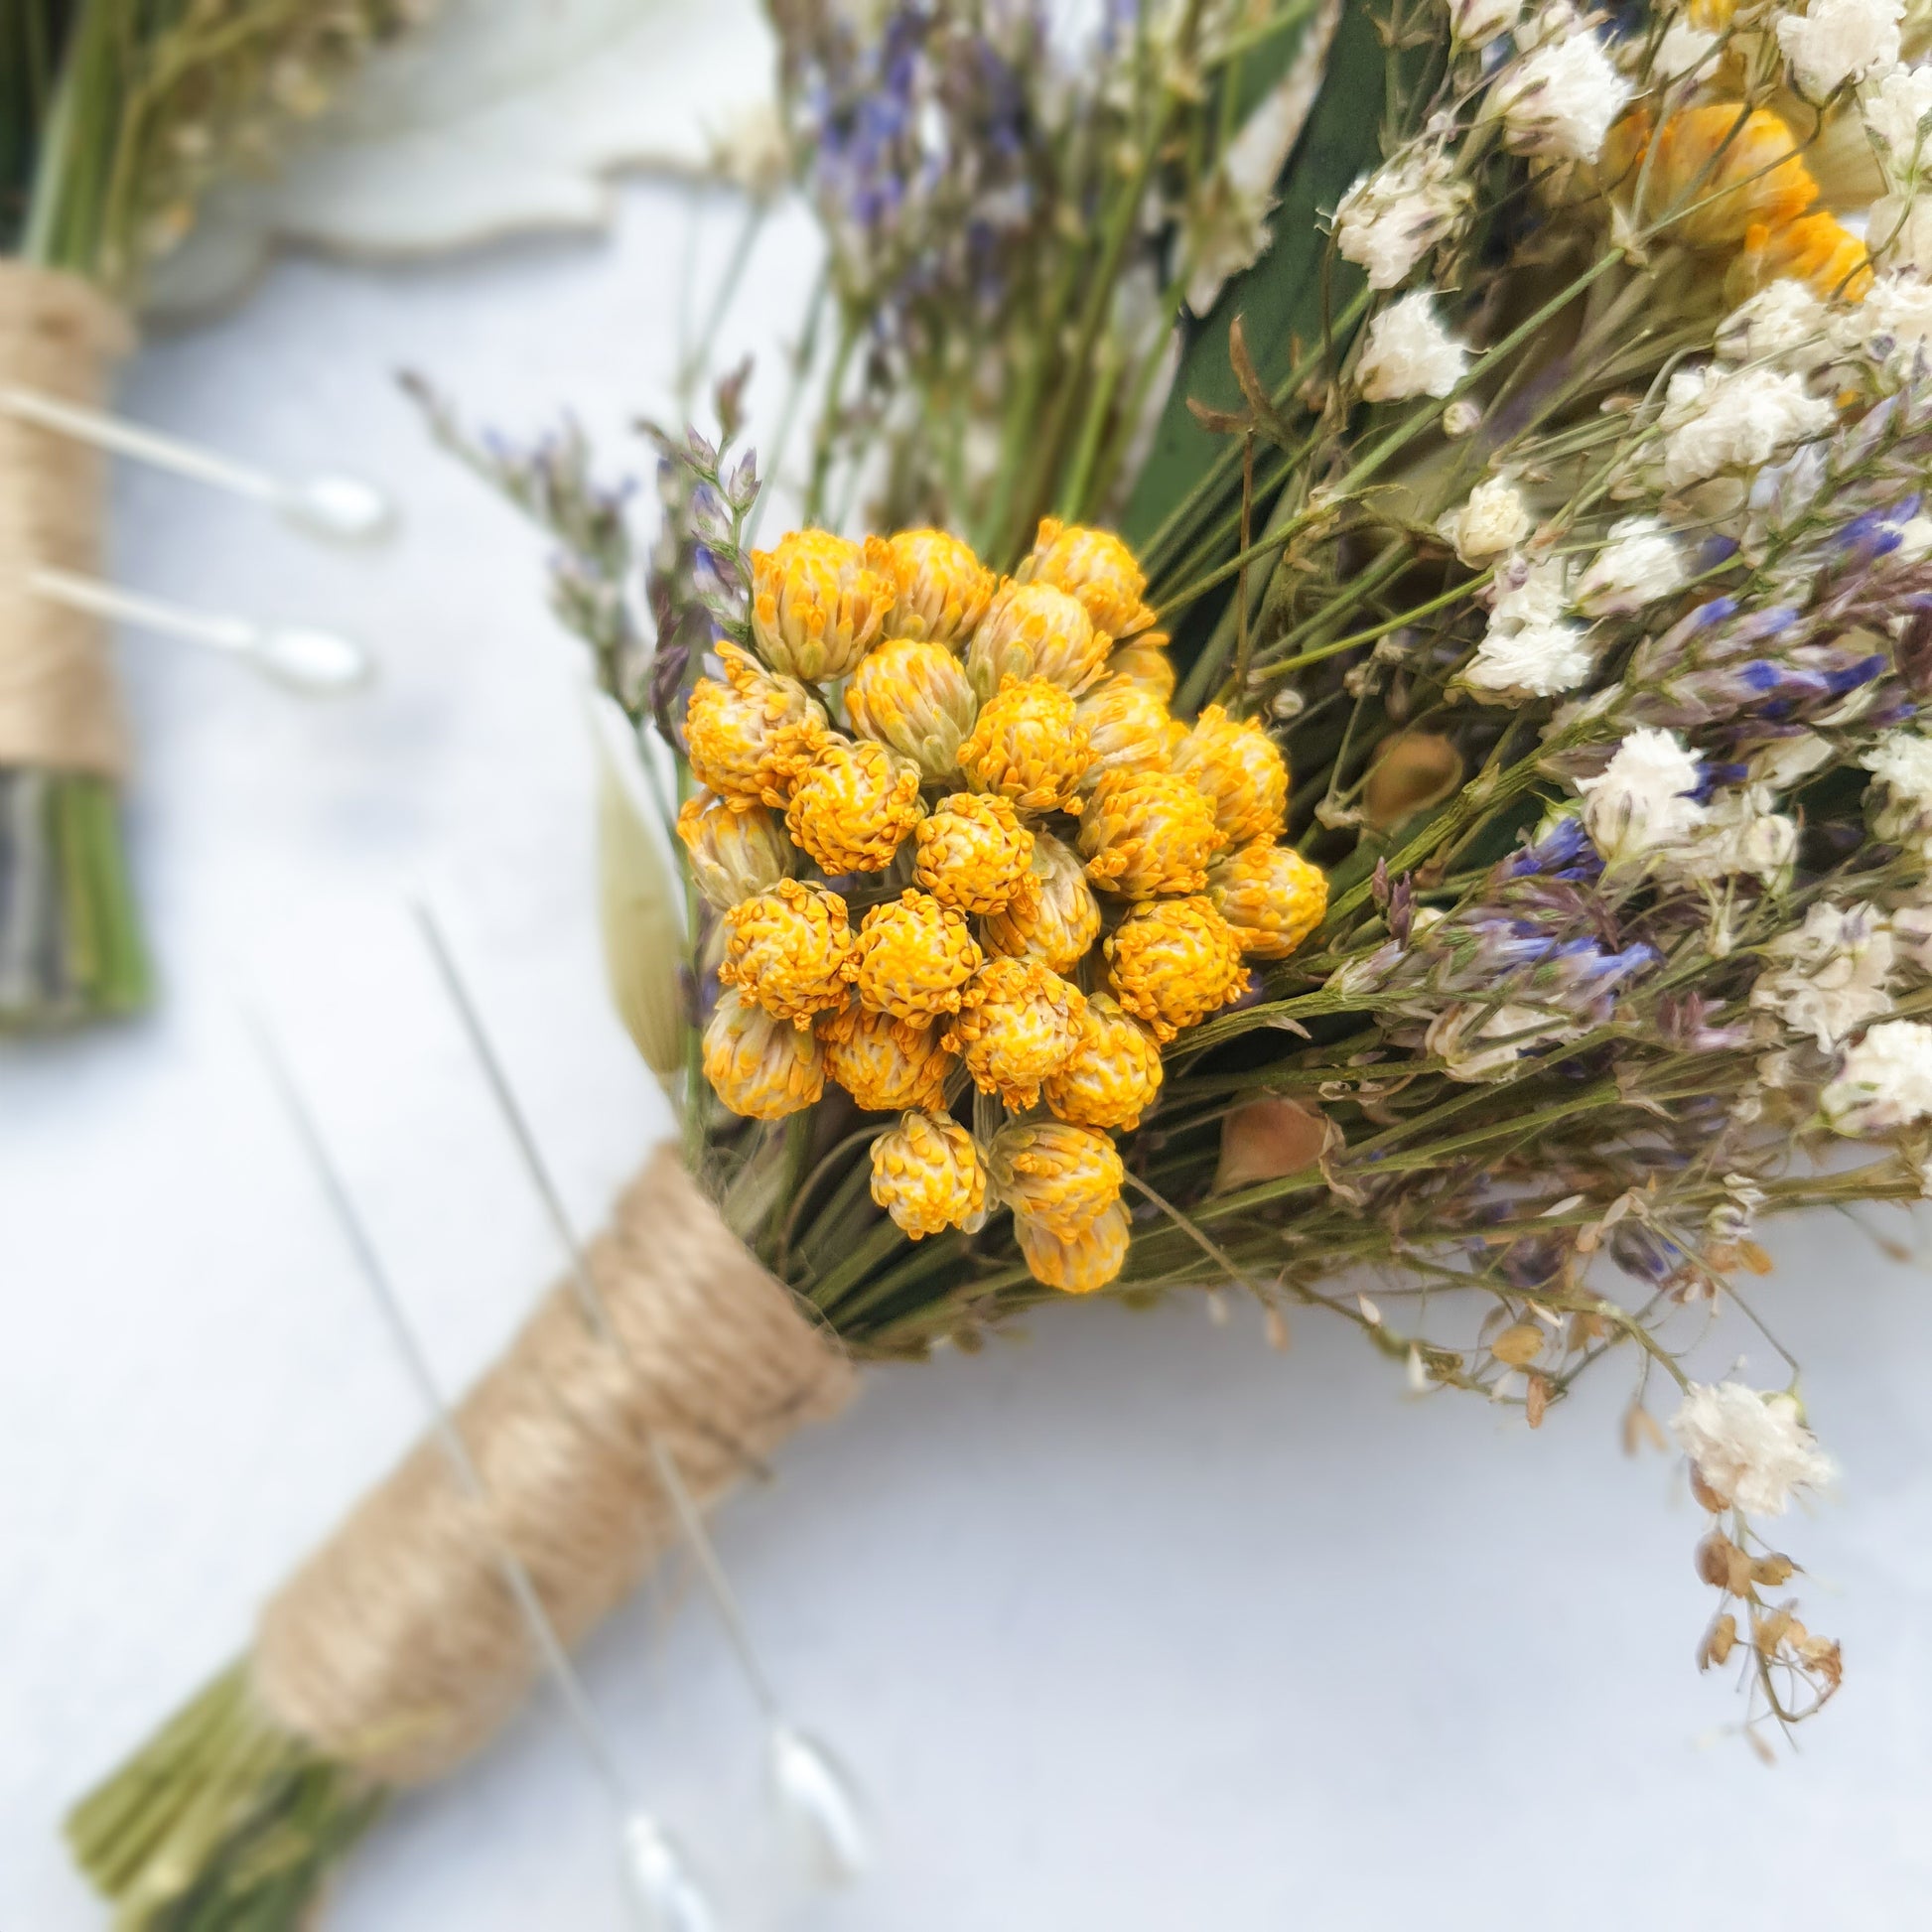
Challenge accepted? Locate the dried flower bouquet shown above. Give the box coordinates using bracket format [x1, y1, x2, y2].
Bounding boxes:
[1, 0, 421, 1028]
[73, 0, 1932, 1918]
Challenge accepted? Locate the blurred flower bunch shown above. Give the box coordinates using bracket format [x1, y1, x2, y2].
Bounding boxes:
[439, 0, 1932, 1752]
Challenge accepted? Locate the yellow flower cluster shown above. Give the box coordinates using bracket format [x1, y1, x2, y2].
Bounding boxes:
[682, 520, 1326, 1296]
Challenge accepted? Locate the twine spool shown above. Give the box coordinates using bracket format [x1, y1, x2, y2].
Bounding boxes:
[0, 262, 133, 778]
[252, 1146, 857, 1785]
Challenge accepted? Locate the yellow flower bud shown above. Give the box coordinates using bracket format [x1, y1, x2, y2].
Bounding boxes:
[1016, 1198, 1131, 1294]
[684, 642, 827, 808]
[751, 529, 895, 681]
[675, 790, 794, 907]
[1042, 992, 1165, 1131]
[702, 986, 825, 1119]
[1208, 842, 1328, 958]
[844, 637, 980, 779]
[870, 1110, 988, 1238]
[990, 1119, 1125, 1232]
[966, 581, 1109, 700]
[942, 956, 1087, 1110]
[1019, 517, 1157, 639]
[717, 880, 854, 1025]
[914, 791, 1035, 914]
[818, 1001, 956, 1113]
[1105, 896, 1248, 1043]
[982, 832, 1102, 972]
[1074, 675, 1176, 789]
[1170, 704, 1289, 847]
[885, 529, 997, 644]
[1105, 634, 1175, 702]
[1077, 767, 1227, 898]
[956, 675, 1093, 814]
[785, 735, 925, 874]
[1167, 699, 1290, 842]
[847, 889, 984, 1022]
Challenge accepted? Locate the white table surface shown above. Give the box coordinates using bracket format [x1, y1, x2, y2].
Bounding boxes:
[5, 183, 1932, 1931]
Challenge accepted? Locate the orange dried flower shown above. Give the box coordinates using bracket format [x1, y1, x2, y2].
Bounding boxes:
[751, 529, 895, 681]
[785, 736, 925, 873]
[1019, 517, 1157, 639]
[675, 791, 793, 907]
[683, 643, 827, 808]
[991, 1120, 1125, 1232]
[1607, 106, 1816, 249]
[717, 880, 853, 1026]
[1075, 676, 1176, 789]
[1208, 842, 1328, 958]
[1078, 767, 1227, 898]
[702, 987, 825, 1119]
[943, 956, 1087, 1109]
[981, 832, 1102, 972]
[1170, 704, 1289, 847]
[870, 1110, 988, 1237]
[966, 581, 1109, 699]
[914, 791, 1036, 914]
[1016, 1198, 1131, 1294]
[885, 529, 997, 644]
[819, 1002, 955, 1112]
[1105, 896, 1248, 1043]
[1106, 634, 1176, 702]
[844, 637, 980, 779]
[956, 675, 1094, 814]
[1730, 211, 1871, 304]
[847, 889, 984, 1022]
[1041, 992, 1165, 1131]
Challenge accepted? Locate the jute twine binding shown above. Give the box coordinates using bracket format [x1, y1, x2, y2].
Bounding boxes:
[0, 262, 133, 778]
[252, 1146, 857, 1785]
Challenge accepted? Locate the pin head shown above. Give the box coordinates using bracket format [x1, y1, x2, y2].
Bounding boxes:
[282, 474, 396, 545]
[256, 625, 375, 695]
[621, 1815, 718, 1932]
[767, 1724, 871, 1887]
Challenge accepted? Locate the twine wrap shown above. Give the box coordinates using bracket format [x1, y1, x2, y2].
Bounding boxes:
[251, 1147, 856, 1785]
[0, 262, 133, 779]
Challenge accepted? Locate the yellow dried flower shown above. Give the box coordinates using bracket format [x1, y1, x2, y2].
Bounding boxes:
[885, 529, 997, 644]
[1105, 896, 1248, 1043]
[818, 1001, 955, 1112]
[717, 880, 854, 1026]
[982, 832, 1103, 972]
[847, 889, 984, 1022]
[751, 528, 895, 681]
[956, 675, 1094, 814]
[684, 642, 827, 808]
[675, 791, 794, 907]
[1730, 211, 1872, 304]
[1105, 634, 1175, 702]
[942, 956, 1087, 1109]
[966, 581, 1110, 700]
[870, 1109, 988, 1238]
[1019, 517, 1157, 639]
[1208, 842, 1328, 958]
[991, 1120, 1125, 1232]
[1170, 704, 1289, 847]
[1016, 1198, 1131, 1294]
[844, 637, 980, 779]
[1041, 992, 1165, 1131]
[914, 792, 1035, 914]
[785, 735, 925, 874]
[1077, 767, 1227, 898]
[702, 986, 825, 1119]
[1074, 676, 1176, 789]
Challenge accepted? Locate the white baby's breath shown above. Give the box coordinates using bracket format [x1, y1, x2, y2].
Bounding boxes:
[1450, 0, 1523, 46]
[1659, 364, 1836, 489]
[1439, 475, 1532, 562]
[1466, 617, 1595, 699]
[1823, 1017, 1932, 1129]
[1573, 515, 1687, 616]
[1716, 279, 1832, 366]
[1576, 727, 1706, 862]
[1855, 270, 1932, 365]
[1661, 785, 1797, 886]
[1357, 291, 1470, 400]
[1655, 15, 1720, 78]
[1863, 727, 1932, 849]
[1867, 190, 1932, 272]
[1672, 1382, 1835, 1515]
[1778, 0, 1902, 96]
[1750, 900, 1897, 1047]
[1490, 26, 1633, 163]
[1862, 62, 1932, 165]
[1333, 145, 1471, 289]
